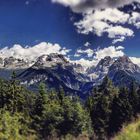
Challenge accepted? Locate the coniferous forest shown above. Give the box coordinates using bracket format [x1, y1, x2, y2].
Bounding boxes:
[0, 73, 140, 140]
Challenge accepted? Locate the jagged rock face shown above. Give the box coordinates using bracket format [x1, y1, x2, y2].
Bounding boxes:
[108, 56, 140, 87]
[95, 56, 114, 71]
[87, 55, 140, 88]
[0, 56, 30, 79]
[109, 56, 140, 77]
[32, 53, 69, 69]
[0, 56, 30, 69]
[87, 56, 114, 82]
[18, 53, 91, 98]
[30, 53, 88, 82]
[1, 53, 140, 97]
[109, 56, 139, 72]
[72, 63, 85, 74]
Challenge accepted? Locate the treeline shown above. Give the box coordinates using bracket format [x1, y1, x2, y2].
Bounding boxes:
[0, 74, 140, 140]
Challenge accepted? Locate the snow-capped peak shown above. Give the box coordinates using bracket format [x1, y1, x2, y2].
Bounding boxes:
[32, 53, 69, 69]
[87, 56, 114, 75]
[0, 56, 30, 69]
[86, 56, 114, 82]
[109, 55, 140, 73]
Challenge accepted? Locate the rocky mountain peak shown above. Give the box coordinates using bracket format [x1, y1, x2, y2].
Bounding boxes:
[87, 56, 114, 74]
[108, 56, 140, 87]
[32, 53, 69, 69]
[87, 56, 114, 82]
[110, 55, 140, 73]
[0, 56, 29, 69]
[72, 63, 85, 74]
[95, 56, 113, 70]
[117, 55, 132, 63]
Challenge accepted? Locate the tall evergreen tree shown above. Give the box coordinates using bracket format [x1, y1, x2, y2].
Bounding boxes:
[129, 81, 139, 116]
[0, 79, 8, 109]
[89, 76, 118, 139]
[58, 86, 65, 105]
[137, 86, 140, 113]
[109, 87, 133, 135]
[32, 83, 48, 135]
[8, 72, 26, 114]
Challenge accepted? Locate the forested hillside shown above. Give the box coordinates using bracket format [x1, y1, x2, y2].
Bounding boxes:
[0, 73, 140, 140]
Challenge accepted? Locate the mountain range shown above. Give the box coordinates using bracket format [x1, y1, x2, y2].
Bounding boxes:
[0, 53, 140, 98]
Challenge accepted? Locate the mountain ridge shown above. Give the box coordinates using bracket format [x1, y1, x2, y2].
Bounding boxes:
[0, 53, 140, 97]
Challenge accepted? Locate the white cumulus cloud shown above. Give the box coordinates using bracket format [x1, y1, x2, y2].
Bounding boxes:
[106, 26, 134, 38]
[0, 42, 71, 62]
[129, 12, 140, 28]
[112, 36, 126, 44]
[75, 48, 94, 57]
[116, 46, 125, 50]
[71, 58, 97, 69]
[84, 42, 91, 47]
[73, 46, 125, 68]
[74, 9, 134, 43]
[52, 0, 140, 44]
[130, 57, 140, 66]
[95, 46, 124, 60]
[52, 0, 140, 13]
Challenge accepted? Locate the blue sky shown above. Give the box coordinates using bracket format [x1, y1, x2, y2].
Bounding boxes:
[0, 0, 140, 67]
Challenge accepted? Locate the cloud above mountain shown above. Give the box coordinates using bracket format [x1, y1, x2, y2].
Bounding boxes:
[0, 42, 71, 62]
[0, 42, 140, 69]
[0, 42, 125, 68]
[75, 48, 94, 57]
[73, 46, 125, 68]
[73, 46, 140, 68]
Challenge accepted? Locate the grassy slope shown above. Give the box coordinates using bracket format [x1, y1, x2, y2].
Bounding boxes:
[114, 118, 140, 140]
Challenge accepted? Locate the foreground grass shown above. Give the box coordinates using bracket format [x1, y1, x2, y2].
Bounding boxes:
[114, 118, 140, 140]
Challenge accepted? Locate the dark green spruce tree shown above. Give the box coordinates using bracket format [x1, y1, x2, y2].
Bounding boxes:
[89, 76, 118, 139]
[109, 87, 133, 136]
[4, 71, 27, 114]
[129, 81, 139, 116]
